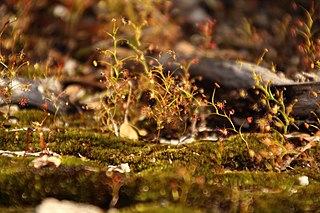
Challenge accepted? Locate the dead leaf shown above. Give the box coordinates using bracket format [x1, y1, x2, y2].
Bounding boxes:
[119, 121, 139, 141]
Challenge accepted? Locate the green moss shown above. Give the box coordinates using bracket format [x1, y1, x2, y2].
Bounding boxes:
[0, 129, 318, 174]
[61, 155, 103, 168]
[12, 109, 53, 127]
[1, 153, 320, 212]
[123, 167, 320, 212]
[11, 109, 102, 131]
[0, 207, 34, 213]
[119, 203, 204, 213]
[0, 159, 112, 207]
[1, 111, 320, 212]
[0, 128, 44, 151]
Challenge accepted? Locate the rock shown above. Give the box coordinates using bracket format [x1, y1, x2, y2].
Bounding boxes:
[172, 0, 209, 24]
[36, 198, 104, 213]
[298, 176, 309, 186]
[64, 84, 86, 103]
[187, 58, 320, 119]
[64, 59, 78, 76]
[189, 58, 294, 89]
[0, 77, 72, 114]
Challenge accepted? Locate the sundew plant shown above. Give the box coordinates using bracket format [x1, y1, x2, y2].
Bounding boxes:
[95, 18, 206, 141]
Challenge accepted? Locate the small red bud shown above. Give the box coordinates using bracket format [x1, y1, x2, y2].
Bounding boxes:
[247, 117, 253, 124]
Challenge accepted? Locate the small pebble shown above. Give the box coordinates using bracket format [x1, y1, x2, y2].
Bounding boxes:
[298, 176, 309, 186]
[36, 198, 103, 213]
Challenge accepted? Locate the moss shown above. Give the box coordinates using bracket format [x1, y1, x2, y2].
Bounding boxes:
[11, 109, 102, 132]
[0, 129, 319, 174]
[252, 190, 320, 213]
[119, 203, 204, 213]
[1, 154, 320, 212]
[12, 109, 53, 127]
[1, 110, 320, 211]
[0, 207, 34, 213]
[123, 167, 320, 212]
[0, 160, 112, 207]
[0, 128, 46, 151]
[61, 155, 104, 167]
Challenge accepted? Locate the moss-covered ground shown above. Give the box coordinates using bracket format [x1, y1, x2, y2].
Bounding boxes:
[0, 110, 320, 212]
